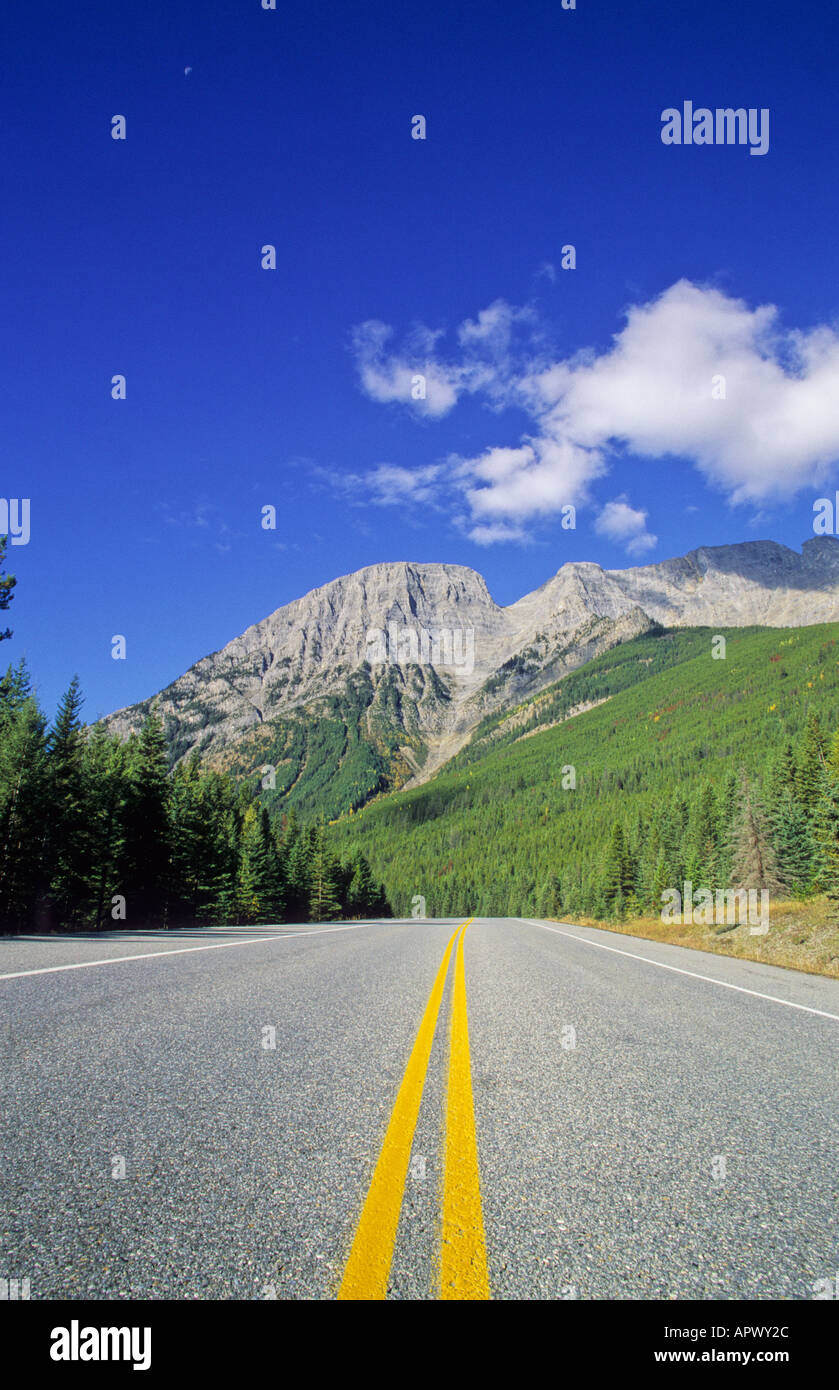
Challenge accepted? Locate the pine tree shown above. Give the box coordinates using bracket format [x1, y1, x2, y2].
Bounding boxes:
[237, 803, 284, 923]
[168, 755, 204, 925]
[286, 826, 314, 922]
[729, 771, 783, 894]
[308, 821, 342, 921]
[0, 681, 49, 930]
[813, 771, 839, 907]
[826, 730, 839, 784]
[83, 725, 127, 930]
[649, 849, 671, 916]
[796, 711, 827, 815]
[772, 789, 817, 897]
[117, 716, 172, 927]
[346, 850, 376, 918]
[44, 677, 90, 927]
[689, 783, 719, 887]
[602, 822, 635, 916]
[196, 772, 240, 924]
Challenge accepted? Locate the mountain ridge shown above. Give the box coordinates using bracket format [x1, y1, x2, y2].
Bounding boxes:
[102, 537, 839, 810]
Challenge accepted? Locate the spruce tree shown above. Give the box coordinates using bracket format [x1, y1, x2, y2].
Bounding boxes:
[813, 770, 839, 907]
[44, 677, 90, 927]
[83, 726, 127, 930]
[117, 716, 172, 927]
[602, 822, 635, 916]
[346, 850, 376, 918]
[197, 773, 241, 924]
[0, 685, 49, 930]
[796, 711, 827, 815]
[689, 783, 719, 887]
[772, 789, 817, 897]
[286, 825, 314, 922]
[649, 849, 671, 916]
[308, 821, 342, 921]
[237, 803, 284, 923]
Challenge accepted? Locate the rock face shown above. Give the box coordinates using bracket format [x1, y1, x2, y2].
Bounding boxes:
[103, 538, 839, 793]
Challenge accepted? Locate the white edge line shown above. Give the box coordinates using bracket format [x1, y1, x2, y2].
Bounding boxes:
[0, 922, 382, 981]
[520, 919, 839, 1024]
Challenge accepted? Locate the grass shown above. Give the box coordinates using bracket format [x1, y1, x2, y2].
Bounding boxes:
[558, 896, 839, 979]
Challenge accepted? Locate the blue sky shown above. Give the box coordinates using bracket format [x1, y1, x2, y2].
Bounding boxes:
[3, 0, 839, 720]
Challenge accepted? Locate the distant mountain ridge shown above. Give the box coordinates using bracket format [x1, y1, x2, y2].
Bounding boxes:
[103, 538, 839, 809]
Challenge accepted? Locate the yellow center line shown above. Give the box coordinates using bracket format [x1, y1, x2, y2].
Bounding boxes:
[337, 918, 471, 1300]
[439, 919, 491, 1300]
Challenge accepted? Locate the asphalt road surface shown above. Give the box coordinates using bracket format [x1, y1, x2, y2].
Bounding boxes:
[1, 917, 837, 1301]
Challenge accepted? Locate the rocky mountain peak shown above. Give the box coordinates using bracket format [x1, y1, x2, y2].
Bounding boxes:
[103, 538, 839, 793]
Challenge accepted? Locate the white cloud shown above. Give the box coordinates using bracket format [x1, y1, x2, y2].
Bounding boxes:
[467, 520, 528, 545]
[459, 438, 604, 520]
[350, 280, 839, 541]
[317, 461, 442, 508]
[351, 320, 473, 418]
[594, 496, 657, 557]
[364, 463, 442, 506]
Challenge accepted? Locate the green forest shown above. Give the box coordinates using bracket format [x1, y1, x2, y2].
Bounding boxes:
[330, 624, 839, 921]
[4, 525, 839, 934]
[0, 660, 390, 933]
[0, 535, 390, 933]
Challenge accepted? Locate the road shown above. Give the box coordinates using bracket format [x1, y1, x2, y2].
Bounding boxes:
[1, 916, 837, 1301]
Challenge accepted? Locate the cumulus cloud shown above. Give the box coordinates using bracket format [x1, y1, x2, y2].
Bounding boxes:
[522, 281, 839, 505]
[467, 520, 528, 546]
[594, 496, 658, 557]
[350, 280, 839, 540]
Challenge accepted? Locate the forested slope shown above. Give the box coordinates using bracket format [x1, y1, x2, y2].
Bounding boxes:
[331, 624, 839, 919]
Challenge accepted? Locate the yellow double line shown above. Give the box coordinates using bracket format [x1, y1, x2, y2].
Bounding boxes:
[337, 917, 490, 1300]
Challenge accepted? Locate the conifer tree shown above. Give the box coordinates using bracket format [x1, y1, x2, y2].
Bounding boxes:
[649, 849, 671, 916]
[773, 790, 817, 897]
[689, 783, 719, 886]
[83, 726, 127, 930]
[602, 822, 635, 915]
[826, 730, 839, 784]
[813, 771, 839, 907]
[237, 803, 284, 923]
[197, 773, 241, 924]
[286, 824, 314, 921]
[308, 820, 342, 921]
[44, 677, 89, 927]
[729, 771, 783, 894]
[117, 716, 172, 926]
[0, 680, 48, 930]
[346, 850, 376, 918]
[796, 711, 827, 815]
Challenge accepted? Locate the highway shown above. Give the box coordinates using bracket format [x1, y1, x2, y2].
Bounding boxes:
[1, 917, 837, 1301]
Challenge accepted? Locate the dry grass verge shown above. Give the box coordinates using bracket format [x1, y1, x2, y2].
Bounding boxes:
[559, 896, 839, 979]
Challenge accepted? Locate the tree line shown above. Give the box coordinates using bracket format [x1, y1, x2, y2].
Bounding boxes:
[0, 662, 391, 933]
[543, 710, 839, 920]
[329, 625, 839, 922]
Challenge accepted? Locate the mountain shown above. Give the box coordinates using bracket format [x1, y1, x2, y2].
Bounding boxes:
[102, 538, 839, 816]
[328, 619, 839, 923]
